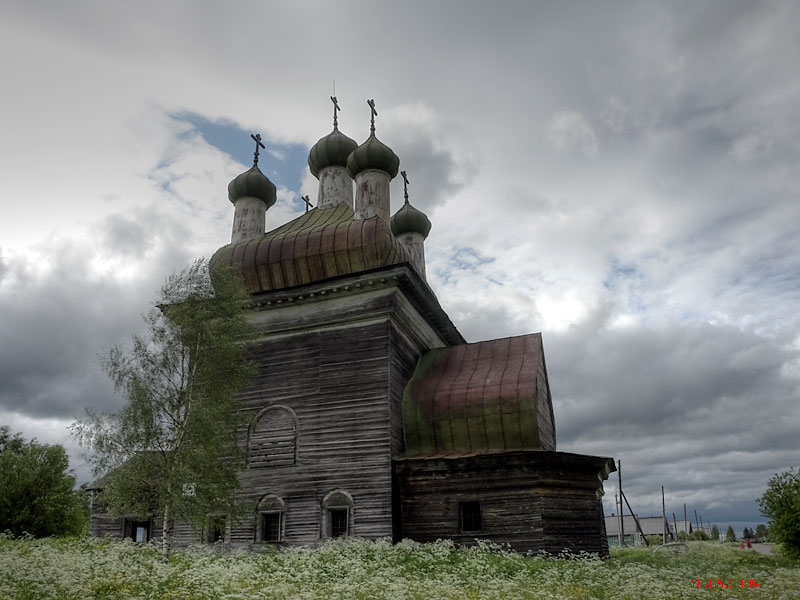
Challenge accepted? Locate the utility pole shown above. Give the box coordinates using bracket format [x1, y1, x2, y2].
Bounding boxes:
[695, 509, 700, 531]
[661, 486, 667, 545]
[684, 503, 688, 540]
[673, 512, 679, 543]
[618, 460, 624, 547]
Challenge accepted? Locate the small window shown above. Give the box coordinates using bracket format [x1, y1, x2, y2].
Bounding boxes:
[460, 501, 482, 532]
[256, 494, 285, 543]
[321, 489, 354, 539]
[206, 515, 226, 543]
[329, 509, 348, 538]
[124, 519, 151, 543]
[261, 512, 282, 542]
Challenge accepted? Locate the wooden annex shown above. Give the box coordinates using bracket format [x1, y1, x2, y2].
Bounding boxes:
[89, 100, 615, 556]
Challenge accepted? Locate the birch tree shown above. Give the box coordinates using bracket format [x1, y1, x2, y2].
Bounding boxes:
[72, 258, 253, 560]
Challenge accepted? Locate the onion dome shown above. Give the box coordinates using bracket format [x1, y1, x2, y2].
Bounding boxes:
[391, 201, 431, 239]
[308, 128, 358, 178]
[227, 164, 277, 207]
[346, 133, 400, 179]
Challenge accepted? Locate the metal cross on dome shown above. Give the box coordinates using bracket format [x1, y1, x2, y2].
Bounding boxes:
[331, 96, 340, 129]
[401, 170, 410, 204]
[367, 99, 377, 134]
[302, 194, 313, 212]
[250, 133, 265, 166]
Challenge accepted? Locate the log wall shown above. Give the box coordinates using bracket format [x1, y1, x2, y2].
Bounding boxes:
[394, 451, 613, 556]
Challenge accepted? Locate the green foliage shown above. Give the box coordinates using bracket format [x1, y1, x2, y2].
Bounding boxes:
[0, 536, 798, 600]
[755, 524, 768, 541]
[690, 530, 710, 541]
[71, 259, 254, 558]
[0, 427, 88, 537]
[711, 524, 720, 540]
[645, 534, 663, 546]
[726, 525, 737, 542]
[758, 467, 800, 558]
[677, 530, 688, 541]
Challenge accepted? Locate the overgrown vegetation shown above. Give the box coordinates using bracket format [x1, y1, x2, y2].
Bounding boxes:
[0, 427, 87, 537]
[1, 536, 798, 600]
[71, 259, 254, 561]
[758, 467, 800, 558]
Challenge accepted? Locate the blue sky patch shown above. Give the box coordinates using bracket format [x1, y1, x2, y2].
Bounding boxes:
[170, 111, 308, 199]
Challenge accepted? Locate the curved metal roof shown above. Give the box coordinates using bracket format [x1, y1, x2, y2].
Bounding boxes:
[401, 333, 556, 457]
[212, 203, 411, 294]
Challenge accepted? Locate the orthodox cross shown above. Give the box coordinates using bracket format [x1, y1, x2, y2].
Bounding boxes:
[367, 98, 377, 134]
[331, 96, 340, 130]
[401, 170, 410, 204]
[250, 133, 265, 166]
[302, 194, 313, 212]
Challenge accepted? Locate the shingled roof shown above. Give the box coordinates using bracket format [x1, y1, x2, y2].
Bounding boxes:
[401, 333, 556, 458]
[212, 203, 411, 294]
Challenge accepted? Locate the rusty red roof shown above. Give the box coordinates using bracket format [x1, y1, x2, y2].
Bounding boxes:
[401, 333, 556, 457]
[212, 203, 410, 294]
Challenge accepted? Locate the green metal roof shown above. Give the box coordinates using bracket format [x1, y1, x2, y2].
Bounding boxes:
[307, 128, 358, 178]
[228, 164, 277, 207]
[391, 201, 431, 238]
[401, 334, 556, 458]
[346, 133, 400, 179]
[212, 203, 412, 294]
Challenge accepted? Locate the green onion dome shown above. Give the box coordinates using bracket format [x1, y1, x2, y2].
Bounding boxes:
[391, 201, 431, 239]
[308, 128, 358, 178]
[228, 164, 277, 207]
[346, 133, 400, 179]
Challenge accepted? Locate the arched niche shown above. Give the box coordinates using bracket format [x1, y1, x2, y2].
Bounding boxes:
[247, 405, 298, 468]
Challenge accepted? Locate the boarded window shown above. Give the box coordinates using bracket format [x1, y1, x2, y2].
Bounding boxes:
[248, 406, 298, 468]
[460, 501, 482, 532]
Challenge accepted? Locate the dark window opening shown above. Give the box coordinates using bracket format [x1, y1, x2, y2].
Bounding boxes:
[124, 519, 150, 543]
[460, 501, 482, 532]
[329, 509, 348, 538]
[261, 512, 281, 542]
[206, 516, 226, 543]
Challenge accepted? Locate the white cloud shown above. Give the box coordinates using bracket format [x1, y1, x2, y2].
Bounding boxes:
[545, 110, 599, 158]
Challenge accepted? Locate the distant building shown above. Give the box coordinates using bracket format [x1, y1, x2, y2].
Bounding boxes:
[90, 99, 616, 555]
[605, 515, 674, 547]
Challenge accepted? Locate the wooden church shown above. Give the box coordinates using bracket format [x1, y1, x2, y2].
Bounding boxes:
[90, 99, 615, 555]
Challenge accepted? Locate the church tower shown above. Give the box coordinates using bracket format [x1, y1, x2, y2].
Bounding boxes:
[228, 134, 277, 244]
[307, 97, 358, 210]
[390, 171, 431, 281]
[347, 99, 399, 223]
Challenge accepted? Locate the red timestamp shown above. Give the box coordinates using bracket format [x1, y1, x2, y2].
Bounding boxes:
[691, 578, 759, 589]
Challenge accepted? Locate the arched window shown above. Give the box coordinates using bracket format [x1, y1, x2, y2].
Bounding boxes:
[321, 489, 354, 539]
[248, 405, 298, 468]
[256, 494, 285, 543]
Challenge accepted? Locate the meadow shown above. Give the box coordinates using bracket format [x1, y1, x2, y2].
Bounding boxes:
[1, 535, 798, 600]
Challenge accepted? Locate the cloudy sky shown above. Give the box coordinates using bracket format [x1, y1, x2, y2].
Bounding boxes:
[2, 0, 798, 535]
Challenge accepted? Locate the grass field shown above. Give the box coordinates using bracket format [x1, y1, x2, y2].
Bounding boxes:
[1, 535, 798, 599]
